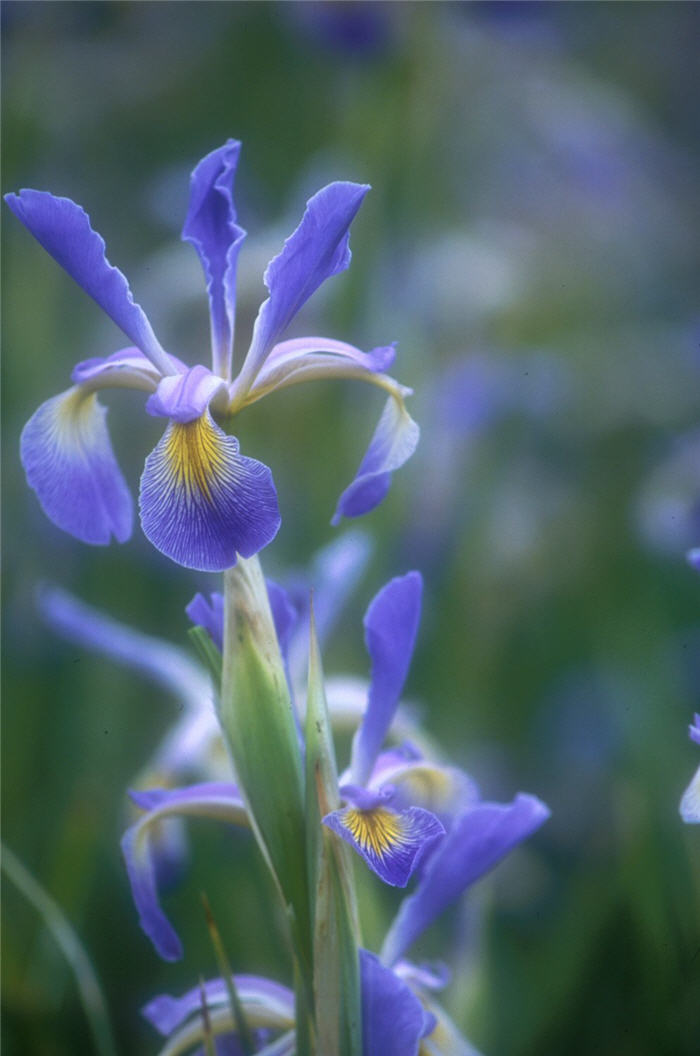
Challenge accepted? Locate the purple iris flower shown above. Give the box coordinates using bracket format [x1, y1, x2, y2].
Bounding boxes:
[680, 713, 700, 824]
[7, 140, 418, 571]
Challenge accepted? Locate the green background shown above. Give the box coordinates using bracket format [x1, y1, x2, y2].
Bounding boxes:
[3, 2, 699, 1053]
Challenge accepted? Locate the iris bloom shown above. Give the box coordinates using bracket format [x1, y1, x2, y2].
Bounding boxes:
[7, 140, 418, 571]
[680, 713, 700, 824]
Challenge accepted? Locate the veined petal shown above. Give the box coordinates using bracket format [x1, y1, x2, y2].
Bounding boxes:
[20, 387, 133, 545]
[680, 763, 700, 823]
[4, 190, 174, 376]
[142, 973, 294, 1036]
[182, 140, 246, 381]
[234, 181, 370, 396]
[323, 798, 444, 887]
[72, 347, 166, 392]
[360, 950, 435, 1056]
[381, 794, 551, 965]
[332, 390, 419, 525]
[139, 411, 280, 571]
[146, 365, 228, 423]
[121, 782, 248, 961]
[242, 336, 396, 404]
[350, 572, 423, 786]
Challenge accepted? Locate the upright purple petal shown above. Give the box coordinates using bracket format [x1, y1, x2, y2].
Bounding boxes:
[234, 182, 370, 394]
[381, 794, 551, 965]
[332, 391, 419, 524]
[4, 190, 174, 376]
[146, 365, 228, 423]
[121, 782, 247, 961]
[139, 412, 280, 571]
[360, 950, 434, 1056]
[182, 140, 246, 380]
[20, 387, 133, 545]
[350, 572, 423, 785]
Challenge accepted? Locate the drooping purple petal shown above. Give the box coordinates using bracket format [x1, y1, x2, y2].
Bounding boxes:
[20, 387, 133, 545]
[360, 950, 435, 1056]
[4, 190, 174, 376]
[142, 973, 294, 1036]
[146, 364, 228, 423]
[680, 763, 700, 824]
[689, 714, 700, 747]
[350, 571, 423, 785]
[332, 391, 419, 525]
[323, 796, 444, 887]
[182, 139, 246, 380]
[71, 347, 166, 392]
[247, 336, 396, 400]
[186, 591, 225, 651]
[139, 412, 280, 571]
[234, 182, 370, 395]
[121, 782, 247, 961]
[381, 793, 551, 965]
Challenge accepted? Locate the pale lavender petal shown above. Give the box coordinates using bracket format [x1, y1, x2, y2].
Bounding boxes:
[394, 960, 451, 992]
[121, 782, 247, 961]
[381, 794, 551, 965]
[142, 974, 294, 1036]
[235, 182, 370, 393]
[323, 797, 444, 887]
[146, 365, 228, 423]
[182, 140, 246, 379]
[369, 751, 479, 820]
[360, 950, 434, 1056]
[20, 387, 133, 545]
[4, 190, 173, 376]
[680, 763, 700, 823]
[139, 412, 280, 571]
[72, 347, 163, 392]
[686, 548, 700, 572]
[690, 714, 700, 746]
[350, 572, 423, 785]
[332, 392, 419, 525]
[248, 336, 396, 398]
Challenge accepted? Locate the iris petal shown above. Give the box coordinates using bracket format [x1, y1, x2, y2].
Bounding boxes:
[142, 974, 294, 1037]
[332, 391, 419, 525]
[323, 802, 444, 887]
[20, 387, 133, 545]
[234, 181, 370, 396]
[182, 139, 246, 380]
[360, 950, 435, 1056]
[381, 794, 551, 965]
[139, 411, 280, 571]
[4, 190, 173, 376]
[680, 763, 700, 823]
[121, 782, 247, 961]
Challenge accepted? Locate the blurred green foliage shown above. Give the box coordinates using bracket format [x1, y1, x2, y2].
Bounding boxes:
[2, 2, 699, 1054]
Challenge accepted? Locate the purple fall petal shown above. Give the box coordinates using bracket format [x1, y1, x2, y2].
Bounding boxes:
[381, 793, 551, 965]
[4, 190, 173, 376]
[236, 181, 370, 392]
[182, 139, 246, 380]
[121, 782, 247, 961]
[350, 571, 423, 785]
[332, 392, 419, 525]
[20, 387, 133, 545]
[146, 365, 228, 423]
[323, 798, 444, 887]
[139, 412, 280, 572]
[360, 950, 435, 1056]
[186, 591, 225, 651]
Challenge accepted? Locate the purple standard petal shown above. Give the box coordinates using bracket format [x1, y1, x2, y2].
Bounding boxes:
[332, 391, 419, 525]
[121, 782, 247, 961]
[142, 973, 294, 1037]
[360, 950, 434, 1056]
[20, 387, 133, 545]
[4, 190, 174, 376]
[182, 140, 246, 380]
[234, 182, 370, 395]
[146, 365, 228, 423]
[323, 796, 444, 887]
[350, 572, 423, 786]
[139, 411, 280, 571]
[381, 793, 551, 965]
[680, 763, 700, 824]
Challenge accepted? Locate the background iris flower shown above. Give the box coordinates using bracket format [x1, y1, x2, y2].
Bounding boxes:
[7, 140, 418, 571]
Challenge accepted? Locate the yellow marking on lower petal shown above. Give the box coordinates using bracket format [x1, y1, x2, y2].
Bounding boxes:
[343, 806, 404, 858]
[163, 414, 228, 503]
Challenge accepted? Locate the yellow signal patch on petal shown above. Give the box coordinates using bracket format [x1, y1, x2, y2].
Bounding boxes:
[343, 806, 406, 859]
[162, 414, 230, 503]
